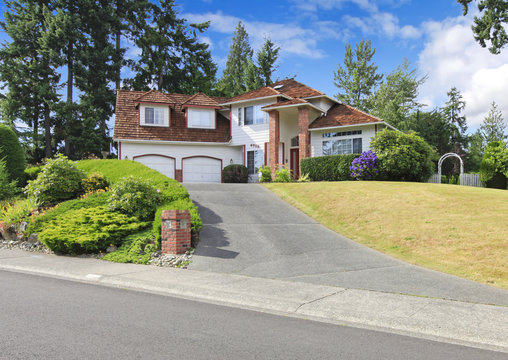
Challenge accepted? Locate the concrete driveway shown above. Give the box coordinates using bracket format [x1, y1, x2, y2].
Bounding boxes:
[185, 183, 508, 306]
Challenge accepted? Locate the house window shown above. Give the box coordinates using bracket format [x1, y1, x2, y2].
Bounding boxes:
[141, 105, 168, 126]
[243, 105, 268, 126]
[247, 150, 264, 174]
[188, 108, 214, 129]
[291, 136, 299, 147]
[144, 107, 165, 125]
[244, 106, 254, 125]
[322, 138, 362, 155]
[322, 130, 362, 138]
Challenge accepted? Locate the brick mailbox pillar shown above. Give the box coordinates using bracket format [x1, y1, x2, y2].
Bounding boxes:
[161, 210, 191, 255]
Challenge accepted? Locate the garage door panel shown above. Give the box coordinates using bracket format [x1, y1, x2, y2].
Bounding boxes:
[134, 155, 175, 179]
[183, 157, 221, 183]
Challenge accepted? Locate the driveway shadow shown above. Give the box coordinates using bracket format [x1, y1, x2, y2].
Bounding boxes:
[192, 201, 239, 260]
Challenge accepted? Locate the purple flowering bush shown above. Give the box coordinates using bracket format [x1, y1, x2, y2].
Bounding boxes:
[350, 150, 379, 180]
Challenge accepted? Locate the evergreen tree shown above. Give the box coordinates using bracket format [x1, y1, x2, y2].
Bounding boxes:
[0, 0, 61, 160]
[125, 0, 216, 94]
[480, 101, 507, 144]
[443, 87, 468, 153]
[458, 0, 508, 54]
[333, 39, 382, 111]
[369, 59, 425, 130]
[244, 58, 262, 92]
[465, 130, 484, 172]
[409, 110, 452, 156]
[217, 22, 254, 97]
[257, 37, 279, 86]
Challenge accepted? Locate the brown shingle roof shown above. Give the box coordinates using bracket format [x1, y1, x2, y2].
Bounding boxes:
[310, 104, 383, 129]
[271, 79, 324, 98]
[182, 92, 220, 107]
[262, 98, 309, 109]
[225, 86, 282, 103]
[133, 89, 175, 104]
[114, 90, 230, 143]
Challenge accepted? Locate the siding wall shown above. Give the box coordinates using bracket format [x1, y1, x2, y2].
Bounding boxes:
[121, 141, 243, 171]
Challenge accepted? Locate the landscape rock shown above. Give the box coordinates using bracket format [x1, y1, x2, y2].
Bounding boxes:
[106, 245, 117, 253]
[27, 233, 39, 243]
[18, 222, 29, 233]
[0, 225, 17, 241]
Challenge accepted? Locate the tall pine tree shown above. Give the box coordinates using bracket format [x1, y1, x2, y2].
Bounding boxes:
[333, 39, 382, 111]
[217, 22, 254, 97]
[256, 38, 279, 86]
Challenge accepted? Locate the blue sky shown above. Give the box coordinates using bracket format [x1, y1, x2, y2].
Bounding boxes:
[178, 0, 508, 131]
[1, 0, 506, 132]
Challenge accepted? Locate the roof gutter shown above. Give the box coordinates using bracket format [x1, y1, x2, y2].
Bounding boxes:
[219, 94, 290, 106]
[113, 138, 234, 146]
[308, 121, 397, 132]
[261, 102, 323, 112]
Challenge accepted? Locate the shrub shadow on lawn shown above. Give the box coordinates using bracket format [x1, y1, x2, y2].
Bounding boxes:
[192, 201, 238, 260]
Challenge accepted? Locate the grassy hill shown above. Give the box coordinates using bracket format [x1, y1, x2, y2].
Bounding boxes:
[264, 181, 508, 290]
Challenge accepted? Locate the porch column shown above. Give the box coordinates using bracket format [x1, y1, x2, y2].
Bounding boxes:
[298, 106, 310, 164]
[268, 110, 280, 176]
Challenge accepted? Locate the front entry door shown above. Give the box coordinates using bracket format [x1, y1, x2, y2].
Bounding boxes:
[290, 148, 299, 179]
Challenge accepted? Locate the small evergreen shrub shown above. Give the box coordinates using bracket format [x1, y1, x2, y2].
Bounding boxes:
[82, 172, 109, 193]
[350, 151, 379, 180]
[274, 167, 292, 182]
[0, 124, 26, 185]
[0, 158, 18, 201]
[27, 191, 110, 234]
[0, 198, 37, 226]
[24, 166, 42, 181]
[479, 141, 508, 189]
[107, 176, 161, 220]
[24, 155, 86, 206]
[370, 130, 435, 182]
[259, 166, 272, 182]
[102, 228, 156, 264]
[300, 154, 359, 181]
[222, 164, 248, 183]
[39, 206, 149, 254]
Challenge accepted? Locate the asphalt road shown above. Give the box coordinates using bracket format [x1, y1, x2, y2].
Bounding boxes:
[0, 270, 505, 360]
[185, 183, 508, 306]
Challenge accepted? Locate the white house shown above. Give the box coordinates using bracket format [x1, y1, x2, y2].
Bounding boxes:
[114, 79, 395, 182]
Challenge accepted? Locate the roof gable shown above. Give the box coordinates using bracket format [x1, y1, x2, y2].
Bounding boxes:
[182, 92, 221, 108]
[133, 89, 175, 104]
[310, 104, 383, 129]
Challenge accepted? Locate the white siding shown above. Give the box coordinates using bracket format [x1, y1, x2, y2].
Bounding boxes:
[306, 98, 334, 113]
[121, 142, 243, 171]
[310, 125, 378, 157]
[230, 98, 274, 148]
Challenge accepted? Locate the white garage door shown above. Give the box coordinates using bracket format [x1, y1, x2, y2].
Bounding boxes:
[134, 155, 175, 179]
[183, 157, 222, 183]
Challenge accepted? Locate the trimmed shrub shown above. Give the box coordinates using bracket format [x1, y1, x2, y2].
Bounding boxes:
[0, 158, 18, 201]
[370, 129, 435, 182]
[24, 155, 86, 206]
[39, 206, 149, 254]
[27, 191, 110, 235]
[82, 172, 109, 193]
[274, 167, 292, 182]
[222, 164, 248, 183]
[259, 165, 272, 182]
[300, 154, 359, 181]
[479, 141, 508, 189]
[0, 124, 26, 185]
[153, 198, 202, 249]
[350, 150, 379, 180]
[102, 228, 156, 264]
[107, 176, 161, 221]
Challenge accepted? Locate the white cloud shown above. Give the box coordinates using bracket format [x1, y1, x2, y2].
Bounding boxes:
[342, 11, 422, 39]
[184, 11, 327, 58]
[291, 0, 378, 13]
[417, 15, 508, 128]
[200, 36, 213, 50]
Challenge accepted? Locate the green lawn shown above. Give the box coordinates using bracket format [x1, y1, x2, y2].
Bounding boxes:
[264, 181, 508, 290]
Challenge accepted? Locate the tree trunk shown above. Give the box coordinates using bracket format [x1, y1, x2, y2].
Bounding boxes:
[44, 101, 51, 159]
[65, 40, 73, 157]
[116, 31, 121, 90]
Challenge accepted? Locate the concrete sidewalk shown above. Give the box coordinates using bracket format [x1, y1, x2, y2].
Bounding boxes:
[1, 248, 507, 354]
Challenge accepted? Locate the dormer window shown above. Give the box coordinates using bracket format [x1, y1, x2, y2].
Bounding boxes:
[187, 108, 215, 129]
[139, 104, 169, 127]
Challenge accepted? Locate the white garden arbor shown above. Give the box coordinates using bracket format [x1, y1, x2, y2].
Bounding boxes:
[437, 153, 463, 179]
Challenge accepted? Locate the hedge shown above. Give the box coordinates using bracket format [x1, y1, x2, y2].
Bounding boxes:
[300, 154, 359, 181]
[222, 164, 248, 183]
[0, 124, 26, 185]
